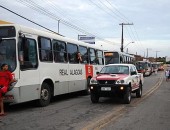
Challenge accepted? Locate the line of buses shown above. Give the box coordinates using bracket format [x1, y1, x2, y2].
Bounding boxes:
[135, 61, 164, 77]
[0, 23, 162, 106]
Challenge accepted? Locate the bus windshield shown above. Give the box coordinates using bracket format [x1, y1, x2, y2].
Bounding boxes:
[104, 52, 119, 64]
[136, 62, 147, 70]
[0, 39, 16, 72]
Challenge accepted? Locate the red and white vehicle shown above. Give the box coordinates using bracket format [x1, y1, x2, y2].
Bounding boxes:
[90, 64, 144, 104]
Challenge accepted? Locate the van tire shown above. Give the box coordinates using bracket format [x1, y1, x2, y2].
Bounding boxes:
[136, 83, 142, 98]
[123, 87, 131, 104]
[91, 92, 99, 103]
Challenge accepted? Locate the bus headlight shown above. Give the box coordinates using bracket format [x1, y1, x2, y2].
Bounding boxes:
[90, 79, 98, 84]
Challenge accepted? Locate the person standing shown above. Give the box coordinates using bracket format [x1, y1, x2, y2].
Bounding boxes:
[0, 64, 16, 116]
[154, 68, 158, 75]
[165, 69, 169, 81]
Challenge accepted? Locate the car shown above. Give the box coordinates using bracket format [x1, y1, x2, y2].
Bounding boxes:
[89, 64, 144, 104]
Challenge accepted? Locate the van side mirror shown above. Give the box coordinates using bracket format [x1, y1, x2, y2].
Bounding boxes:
[96, 72, 100, 75]
[131, 71, 136, 75]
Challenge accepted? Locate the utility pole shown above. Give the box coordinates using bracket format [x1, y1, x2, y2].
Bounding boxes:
[119, 23, 133, 52]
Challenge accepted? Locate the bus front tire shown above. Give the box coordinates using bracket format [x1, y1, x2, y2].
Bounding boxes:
[36, 83, 51, 107]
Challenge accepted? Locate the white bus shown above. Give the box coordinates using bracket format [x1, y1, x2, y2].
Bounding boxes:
[136, 61, 152, 76]
[104, 51, 135, 65]
[0, 24, 104, 106]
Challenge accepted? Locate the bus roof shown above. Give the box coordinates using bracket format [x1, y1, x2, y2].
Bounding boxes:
[0, 20, 13, 24]
[104, 51, 134, 57]
[0, 23, 102, 50]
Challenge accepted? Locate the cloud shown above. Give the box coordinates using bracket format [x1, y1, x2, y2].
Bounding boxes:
[0, 0, 170, 58]
[95, 38, 170, 57]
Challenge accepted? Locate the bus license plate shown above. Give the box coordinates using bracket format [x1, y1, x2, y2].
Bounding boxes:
[101, 87, 111, 91]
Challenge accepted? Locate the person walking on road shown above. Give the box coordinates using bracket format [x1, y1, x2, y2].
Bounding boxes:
[154, 68, 158, 75]
[165, 69, 169, 81]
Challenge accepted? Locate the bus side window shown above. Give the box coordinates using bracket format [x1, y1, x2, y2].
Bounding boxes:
[67, 43, 78, 63]
[79, 45, 88, 64]
[89, 48, 96, 64]
[53, 40, 67, 63]
[96, 50, 104, 65]
[38, 37, 53, 62]
[19, 38, 38, 70]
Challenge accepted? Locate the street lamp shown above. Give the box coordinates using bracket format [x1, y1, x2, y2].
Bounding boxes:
[123, 41, 135, 49]
[123, 41, 135, 52]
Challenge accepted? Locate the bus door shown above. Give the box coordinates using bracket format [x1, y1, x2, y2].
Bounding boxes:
[18, 35, 40, 102]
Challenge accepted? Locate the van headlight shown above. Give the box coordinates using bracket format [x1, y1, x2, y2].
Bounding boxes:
[90, 79, 98, 84]
[116, 80, 125, 84]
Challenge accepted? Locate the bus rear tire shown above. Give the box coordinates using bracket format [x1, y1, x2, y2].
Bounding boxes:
[36, 83, 51, 107]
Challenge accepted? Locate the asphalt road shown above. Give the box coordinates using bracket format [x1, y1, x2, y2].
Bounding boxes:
[103, 73, 170, 130]
[0, 71, 166, 130]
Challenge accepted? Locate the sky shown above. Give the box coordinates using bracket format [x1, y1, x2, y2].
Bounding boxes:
[0, 0, 170, 58]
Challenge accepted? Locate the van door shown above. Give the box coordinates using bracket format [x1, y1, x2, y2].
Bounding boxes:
[130, 66, 139, 90]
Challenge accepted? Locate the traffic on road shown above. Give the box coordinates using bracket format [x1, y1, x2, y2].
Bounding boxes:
[0, 68, 168, 130]
[0, 22, 169, 130]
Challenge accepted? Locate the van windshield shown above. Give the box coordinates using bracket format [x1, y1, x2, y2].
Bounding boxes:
[0, 39, 16, 72]
[100, 65, 129, 74]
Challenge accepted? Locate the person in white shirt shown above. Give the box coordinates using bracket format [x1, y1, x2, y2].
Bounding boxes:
[165, 69, 169, 81]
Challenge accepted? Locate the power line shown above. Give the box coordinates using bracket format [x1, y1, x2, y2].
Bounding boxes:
[105, 0, 131, 23]
[41, 0, 112, 42]
[16, 0, 118, 45]
[98, 0, 128, 22]
[101, 0, 145, 53]
[88, 0, 121, 24]
[0, 5, 60, 35]
[88, 0, 138, 47]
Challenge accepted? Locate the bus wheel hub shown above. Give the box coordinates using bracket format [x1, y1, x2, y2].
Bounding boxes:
[41, 89, 49, 101]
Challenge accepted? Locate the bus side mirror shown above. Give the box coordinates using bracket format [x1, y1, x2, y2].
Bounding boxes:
[19, 33, 27, 44]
